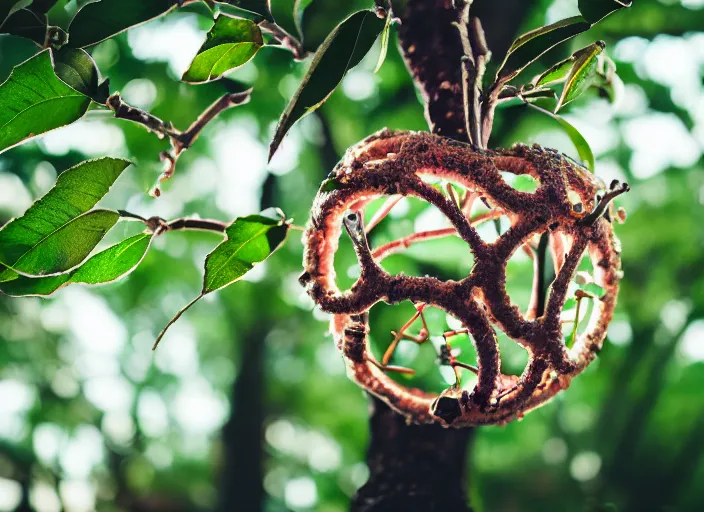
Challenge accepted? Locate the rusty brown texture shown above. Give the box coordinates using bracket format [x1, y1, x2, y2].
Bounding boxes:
[300, 129, 625, 428]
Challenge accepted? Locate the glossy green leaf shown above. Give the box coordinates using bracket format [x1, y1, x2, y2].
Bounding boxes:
[4, 209, 120, 277]
[556, 41, 605, 112]
[319, 176, 343, 192]
[497, 87, 556, 109]
[534, 57, 574, 88]
[0, 7, 47, 43]
[0, 233, 152, 297]
[203, 210, 289, 293]
[578, 0, 631, 24]
[153, 209, 289, 350]
[293, 0, 314, 39]
[374, 10, 392, 73]
[0, 157, 130, 268]
[0, 50, 91, 153]
[52, 47, 107, 103]
[497, 16, 590, 81]
[526, 102, 595, 172]
[269, 9, 385, 160]
[67, 0, 176, 48]
[182, 15, 263, 84]
[214, 0, 273, 21]
[0, 0, 18, 25]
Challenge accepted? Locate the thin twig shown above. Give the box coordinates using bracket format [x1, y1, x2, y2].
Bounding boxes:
[119, 211, 228, 236]
[371, 210, 502, 260]
[579, 180, 630, 226]
[456, 4, 484, 146]
[166, 217, 227, 233]
[260, 20, 307, 60]
[107, 90, 252, 197]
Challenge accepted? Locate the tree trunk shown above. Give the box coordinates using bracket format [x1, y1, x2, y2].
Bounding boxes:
[351, 398, 474, 512]
[352, 1, 536, 510]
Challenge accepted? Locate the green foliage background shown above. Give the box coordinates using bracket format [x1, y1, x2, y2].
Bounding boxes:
[0, 0, 703, 511]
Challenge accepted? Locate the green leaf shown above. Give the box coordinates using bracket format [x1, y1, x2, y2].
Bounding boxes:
[0, 50, 91, 153]
[268, 9, 385, 161]
[214, 0, 273, 21]
[293, 0, 314, 39]
[496, 87, 556, 109]
[67, 0, 176, 48]
[0, 7, 47, 43]
[374, 10, 392, 73]
[182, 15, 263, 84]
[497, 16, 590, 81]
[153, 209, 289, 350]
[578, 0, 631, 24]
[534, 57, 574, 88]
[0, 233, 152, 297]
[320, 176, 343, 192]
[203, 210, 289, 293]
[526, 102, 595, 172]
[0, 157, 130, 267]
[52, 47, 107, 103]
[3, 209, 120, 277]
[0, 0, 19, 25]
[555, 41, 604, 112]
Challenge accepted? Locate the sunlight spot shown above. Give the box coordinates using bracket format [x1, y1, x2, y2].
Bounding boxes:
[84, 376, 134, 413]
[153, 322, 199, 377]
[137, 390, 170, 437]
[211, 118, 269, 216]
[623, 113, 700, 179]
[307, 432, 342, 472]
[0, 173, 32, 216]
[679, 319, 704, 362]
[414, 206, 447, 232]
[30, 482, 61, 512]
[59, 426, 104, 479]
[145, 442, 174, 469]
[127, 15, 203, 77]
[33, 423, 67, 465]
[542, 437, 568, 465]
[64, 288, 127, 355]
[607, 319, 633, 346]
[121, 78, 158, 110]
[0, 379, 36, 415]
[570, 451, 602, 482]
[343, 69, 377, 101]
[285, 477, 318, 510]
[32, 161, 57, 195]
[59, 480, 96, 512]
[660, 299, 691, 334]
[102, 412, 136, 446]
[40, 120, 127, 157]
[0, 478, 21, 512]
[171, 377, 229, 434]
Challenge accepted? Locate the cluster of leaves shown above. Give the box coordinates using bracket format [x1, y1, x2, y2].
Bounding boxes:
[0, 0, 395, 341]
[490, 0, 632, 169]
[0, 0, 391, 159]
[0, 0, 631, 344]
[0, 156, 290, 343]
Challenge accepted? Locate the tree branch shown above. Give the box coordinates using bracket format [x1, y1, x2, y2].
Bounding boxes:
[118, 210, 228, 235]
[107, 89, 251, 196]
[260, 20, 307, 60]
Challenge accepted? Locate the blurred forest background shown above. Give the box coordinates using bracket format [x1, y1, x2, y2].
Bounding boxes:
[1, 0, 703, 511]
